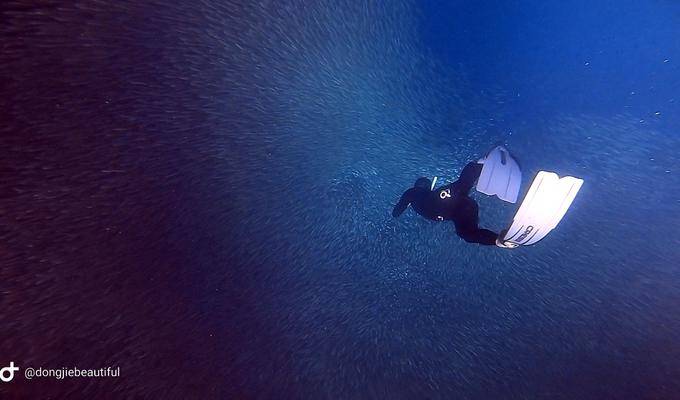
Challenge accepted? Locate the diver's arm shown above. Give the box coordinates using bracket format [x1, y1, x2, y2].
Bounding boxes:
[392, 188, 415, 217]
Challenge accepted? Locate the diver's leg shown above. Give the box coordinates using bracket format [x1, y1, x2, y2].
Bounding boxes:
[453, 198, 498, 246]
[456, 226, 498, 246]
[456, 162, 483, 195]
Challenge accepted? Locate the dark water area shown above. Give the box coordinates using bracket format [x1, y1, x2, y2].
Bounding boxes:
[2, 1, 679, 399]
[422, 1, 680, 126]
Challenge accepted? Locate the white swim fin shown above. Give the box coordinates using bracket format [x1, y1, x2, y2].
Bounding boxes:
[475, 146, 522, 203]
[500, 171, 584, 246]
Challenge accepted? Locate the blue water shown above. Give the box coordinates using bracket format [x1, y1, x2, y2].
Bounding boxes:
[3, 1, 679, 398]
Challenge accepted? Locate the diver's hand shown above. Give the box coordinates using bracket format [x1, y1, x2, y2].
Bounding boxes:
[392, 189, 413, 218]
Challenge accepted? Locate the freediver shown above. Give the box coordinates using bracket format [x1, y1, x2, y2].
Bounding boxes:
[392, 159, 513, 248]
[392, 145, 584, 248]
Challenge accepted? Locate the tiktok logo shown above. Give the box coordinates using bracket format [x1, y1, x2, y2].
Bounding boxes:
[0, 362, 19, 382]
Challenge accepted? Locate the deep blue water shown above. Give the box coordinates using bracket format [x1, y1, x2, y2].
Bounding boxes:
[3, 1, 679, 398]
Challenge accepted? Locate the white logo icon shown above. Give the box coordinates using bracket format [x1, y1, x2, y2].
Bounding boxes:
[0, 362, 19, 382]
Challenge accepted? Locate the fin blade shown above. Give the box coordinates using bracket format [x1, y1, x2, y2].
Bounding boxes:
[503, 171, 583, 246]
[475, 146, 522, 203]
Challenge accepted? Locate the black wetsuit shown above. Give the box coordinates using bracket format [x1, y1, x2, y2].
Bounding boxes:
[392, 162, 498, 245]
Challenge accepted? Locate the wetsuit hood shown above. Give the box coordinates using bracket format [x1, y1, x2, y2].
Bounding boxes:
[414, 177, 431, 190]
